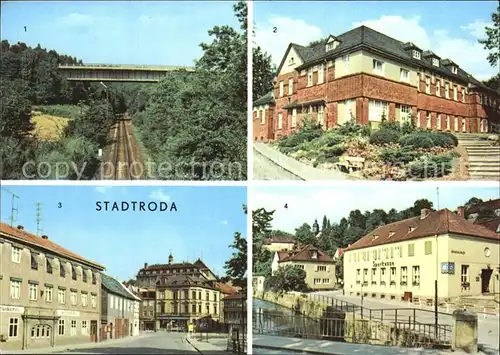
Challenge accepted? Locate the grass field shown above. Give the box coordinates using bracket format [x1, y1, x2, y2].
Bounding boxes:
[31, 111, 70, 141]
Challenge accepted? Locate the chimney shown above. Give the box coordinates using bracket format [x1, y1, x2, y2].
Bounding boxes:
[144, 263, 148, 269]
[457, 206, 465, 218]
[41, 235, 48, 240]
[420, 208, 431, 219]
[17, 225, 24, 230]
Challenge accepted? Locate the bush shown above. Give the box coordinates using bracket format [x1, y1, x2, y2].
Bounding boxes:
[337, 120, 371, 137]
[379, 146, 419, 165]
[439, 132, 458, 146]
[33, 104, 86, 120]
[407, 154, 453, 178]
[370, 129, 401, 145]
[400, 131, 456, 149]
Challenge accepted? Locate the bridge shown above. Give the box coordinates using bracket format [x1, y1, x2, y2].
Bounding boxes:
[58, 64, 195, 83]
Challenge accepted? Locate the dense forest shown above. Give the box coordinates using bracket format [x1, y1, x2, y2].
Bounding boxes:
[1, 1, 256, 180]
[253, 196, 497, 285]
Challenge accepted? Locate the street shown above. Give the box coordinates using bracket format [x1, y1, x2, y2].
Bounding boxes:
[313, 290, 500, 354]
[253, 149, 303, 180]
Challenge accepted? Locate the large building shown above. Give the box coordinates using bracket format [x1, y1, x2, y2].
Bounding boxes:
[137, 287, 156, 331]
[262, 235, 296, 252]
[253, 25, 500, 141]
[100, 274, 141, 341]
[155, 275, 221, 330]
[223, 293, 246, 325]
[343, 208, 500, 301]
[271, 244, 336, 290]
[0, 223, 105, 350]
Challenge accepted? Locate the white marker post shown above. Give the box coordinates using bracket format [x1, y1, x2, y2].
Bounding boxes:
[98, 149, 103, 157]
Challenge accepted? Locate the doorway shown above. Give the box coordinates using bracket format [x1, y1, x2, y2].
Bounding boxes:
[481, 269, 493, 293]
[90, 321, 98, 342]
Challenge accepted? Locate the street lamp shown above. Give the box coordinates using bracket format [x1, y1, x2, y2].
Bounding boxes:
[99, 81, 109, 107]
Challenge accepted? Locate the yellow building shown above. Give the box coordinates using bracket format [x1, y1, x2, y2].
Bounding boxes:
[272, 245, 336, 290]
[262, 235, 296, 253]
[344, 208, 500, 301]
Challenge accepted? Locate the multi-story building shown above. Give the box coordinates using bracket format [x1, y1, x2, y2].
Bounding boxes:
[122, 286, 141, 336]
[215, 282, 238, 323]
[136, 254, 216, 288]
[100, 273, 141, 341]
[343, 208, 500, 301]
[137, 288, 156, 331]
[271, 244, 336, 290]
[253, 25, 500, 141]
[223, 293, 246, 325]
[154, 275, 220, 330]
[262, 235, 296, 252]
[0, 223, 105, 350]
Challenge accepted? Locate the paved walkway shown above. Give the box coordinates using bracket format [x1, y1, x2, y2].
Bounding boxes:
[253, 143, 350, 180]
[253, 334, 488, 355]
[253, 148, 303, 180]
[185, 334, 228, 354]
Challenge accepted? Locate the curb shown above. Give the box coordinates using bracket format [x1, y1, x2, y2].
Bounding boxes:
[254, 344, 341, 355]
[184, 337, 203, 354]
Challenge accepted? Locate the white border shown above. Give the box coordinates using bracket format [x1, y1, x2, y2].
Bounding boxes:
[0, 180, 247, 187]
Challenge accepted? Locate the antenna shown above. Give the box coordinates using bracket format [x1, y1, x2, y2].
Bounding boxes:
[36, 202, 43, 236]
[2, 187, 19, 226]
[436, 187, 440, 210]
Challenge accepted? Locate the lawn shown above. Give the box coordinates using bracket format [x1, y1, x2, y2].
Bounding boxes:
[31, 111, 70, 141]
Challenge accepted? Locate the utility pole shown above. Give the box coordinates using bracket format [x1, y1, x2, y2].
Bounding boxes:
[36, 202, 43, 236]
[435, 187, 439, 340]
[2, 187, 19, 226]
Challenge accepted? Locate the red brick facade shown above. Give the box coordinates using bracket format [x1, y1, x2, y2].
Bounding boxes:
[253, 105, 274, 142]
[263, 69, 500, 139]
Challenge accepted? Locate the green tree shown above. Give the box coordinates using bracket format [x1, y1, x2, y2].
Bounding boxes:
[224, 205, 247, 292]
[0, 85, 33, 139]
[265, 265, 309, 293]
[252, 207, 275, 275]
[335, 255, 344, 285]
[479, 3, 500, 68]
[295, 223, 315, 245]
[253, 44, 275, 100]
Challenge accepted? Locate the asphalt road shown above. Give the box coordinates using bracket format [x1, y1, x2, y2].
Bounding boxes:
[253, 149, 303, 180]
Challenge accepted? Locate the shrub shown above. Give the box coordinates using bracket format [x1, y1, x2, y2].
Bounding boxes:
[407, 154, 453, 178]
[337, 120, 371, 137]
[370, 129, 401, 145]
[379, 146, 419, 165]
[277, 116, 323, 152]
[320, 144, 346, 157]
[439, 132, 458, 146]
[400, 131, 457, 149]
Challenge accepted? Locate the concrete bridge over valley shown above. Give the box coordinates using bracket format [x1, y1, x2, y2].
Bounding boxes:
[58, 64, 195, 83]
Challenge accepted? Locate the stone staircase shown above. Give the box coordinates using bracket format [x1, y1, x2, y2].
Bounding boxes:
[456, 134, 500, 180]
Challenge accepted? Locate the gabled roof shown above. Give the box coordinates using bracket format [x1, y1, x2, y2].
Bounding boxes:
[215, 282, 238, 295]
[276, 43, 306, 75]
[194, 258, 209, 269]
[467, 199, 500, 214]
[101, 273, 139, 300]
[254, 90, 275, 107]
[264, 235, 296, 244]
[278, 244, 334, 263]
[0, 222, 105, 270]
[475, 218, 500, 234]
[345, 209, 499, 252]
[283, 25, 497, 94]
[158, 275, 216, 290]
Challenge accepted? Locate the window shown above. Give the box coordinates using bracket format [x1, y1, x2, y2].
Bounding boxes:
[326, 42, 334, 51]
[60, 263, 66, 278]
[45, 286, 53, 302]
[9, 318, 19, 338]
[436, 114, 441, 130]
[461, 265, 470, 284]
[426, 112, 431, 129]
[445, 83, 450, 99]
[412, 50, 421, 59]
[82, 270, 87, 283]
[362, 269, 368, 284]
[432, 58, 439, 67]
[58, 319, 65, 335]
[71, 290, 77, 305]
[390, 267, 396, 285]
[206, 303, 210, 314]
[288, 57, 294, 65]
[380, 268, 386, 285]
[453, 86, 458, 101]
[400, 68, 409, 82]
[58, 288, 66, 304]
[455, 116, 459, 131]
[317, 265, 327, 272]
[318, 106, 324, 125]
[446, 115, 450, 130]
[291, 108, 297, 128]
[368, 100, 388, 122]
[451, 66, 458, 74]
[10, 280, 21, 299]
[412, 266, 420, 286]
[12, 247, 21, 263]
[81, 321, 88, 335]
[307, 68, 313, 86]
[323, 278, 330, 284]
[82, 293, 88, 307]
[278, 113, 283, 130]
[70, 320, 77, 336]
[214, 305, 218, 314]
[408, 243, 415, 257]
[356, 269, 360, 284]
[371, 268, 376, 284]
[279, 81, 284, 97]
[424, 241, 432, 255]
[400, 105, 411, 123]
[318, 64, 324, 84]
[288, 78, 293, 95]
[436, 81, 441, 96]
[425, 76, 430, 94]
[46, 259, 53, 274]
[373, 59, 384, 74]
[462, 117, 466, 132]
[192, 304, 197, 313]
[29, 283, 38, 301]
[92, 273, 96, 285]
[31, 254, 38, 270]
[342, 55, 349, 73]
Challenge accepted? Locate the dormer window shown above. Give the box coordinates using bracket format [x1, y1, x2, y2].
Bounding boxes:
[432, 58, 439, 67]
[326, 42, 334, 51]
[451, 66, 458, 74]
[325, 36, 341, 52]
[311, 250, 318, 259]
[412, 50, 421, 60]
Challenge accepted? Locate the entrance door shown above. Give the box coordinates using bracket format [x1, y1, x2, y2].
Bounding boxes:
[481, 269, 493, 293]
[90, 321, 98, 342]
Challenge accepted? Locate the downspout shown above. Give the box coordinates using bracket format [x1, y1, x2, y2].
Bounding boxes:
[324, 59, 328, 129]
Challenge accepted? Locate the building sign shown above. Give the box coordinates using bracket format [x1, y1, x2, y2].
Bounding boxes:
[451, 250, 465, 255]
[441, 262, 455, 274]
[56, 310, 80, 317]
[0, 305, 24, 313]
[372, 261, 395, 268]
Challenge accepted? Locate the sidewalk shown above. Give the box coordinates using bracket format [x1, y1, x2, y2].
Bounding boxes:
[185, 335, 228, 354]
[253, 334, 488, 355]
[1, 333, 154, 354]
[254, 143, 350, 180]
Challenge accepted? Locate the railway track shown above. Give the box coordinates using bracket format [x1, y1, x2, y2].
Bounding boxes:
[113, 117, 136, 180]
